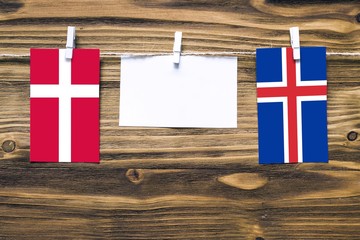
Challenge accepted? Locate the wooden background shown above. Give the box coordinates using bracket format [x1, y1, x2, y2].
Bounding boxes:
[0, 0, 359, 239]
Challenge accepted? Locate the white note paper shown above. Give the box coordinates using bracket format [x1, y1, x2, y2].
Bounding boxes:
[119, 55, 237, 128]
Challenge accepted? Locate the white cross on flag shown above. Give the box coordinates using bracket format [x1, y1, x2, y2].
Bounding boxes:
[30, 49, 100, 163]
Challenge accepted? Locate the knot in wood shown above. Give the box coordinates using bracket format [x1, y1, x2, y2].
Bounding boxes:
[356, 13, 360, 23]
[347, 131, 358, 141]
[2, 140, 16, 153]
[256, 237, 265, 240]
[125, 169, 144, 184]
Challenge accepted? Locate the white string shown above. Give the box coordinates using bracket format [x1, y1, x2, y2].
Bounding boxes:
[0, 51, 359, 58]
[326, 52, 360, 56]
[0, 53, 31, 57]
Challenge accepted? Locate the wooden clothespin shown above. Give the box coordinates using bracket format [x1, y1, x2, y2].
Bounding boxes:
[173, 31, 182, 64]
[65, 26, 76, 59]
[290, 27, 300, 60]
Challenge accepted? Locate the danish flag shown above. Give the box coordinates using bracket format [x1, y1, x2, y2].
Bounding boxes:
[256, 47, 328, 164]
[30, 49, 100, 163]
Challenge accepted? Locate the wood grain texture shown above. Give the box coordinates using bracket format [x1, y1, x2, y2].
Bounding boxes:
[0, 0, 359, 239]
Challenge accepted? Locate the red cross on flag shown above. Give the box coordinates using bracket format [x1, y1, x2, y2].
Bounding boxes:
[30, 49, 100, 163]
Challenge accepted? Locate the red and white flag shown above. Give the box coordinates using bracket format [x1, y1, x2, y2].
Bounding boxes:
[30, 49, 100, 163]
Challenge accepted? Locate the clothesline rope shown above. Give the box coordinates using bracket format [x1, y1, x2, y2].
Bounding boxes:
[0, 51, 359, 58]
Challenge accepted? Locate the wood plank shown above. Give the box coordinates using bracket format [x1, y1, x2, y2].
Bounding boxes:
[0, 0, 359, 239]
[0, 0, 359, 54]
[0, 165, 360, 239]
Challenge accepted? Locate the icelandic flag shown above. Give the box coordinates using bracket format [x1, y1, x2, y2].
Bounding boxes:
[256, 47, 328, 164]
[30, 49, 100, 163]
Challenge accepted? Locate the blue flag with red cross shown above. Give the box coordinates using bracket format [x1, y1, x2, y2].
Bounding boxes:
[256, 47, 328, 164]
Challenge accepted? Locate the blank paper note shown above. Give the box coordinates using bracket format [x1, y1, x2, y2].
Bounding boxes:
[119, 55, 237, 128]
